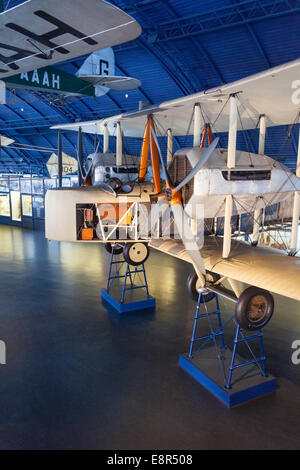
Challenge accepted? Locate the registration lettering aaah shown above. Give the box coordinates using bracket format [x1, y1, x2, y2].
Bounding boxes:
[20, 70, 60, 90]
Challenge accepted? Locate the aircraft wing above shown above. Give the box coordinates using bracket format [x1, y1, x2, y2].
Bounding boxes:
[149, 237, 300, 302]
[0, 136, 14, 146]
[52, 58, 300, 136]
[0, 0, 141, 79]
[80, 75, 141, 90]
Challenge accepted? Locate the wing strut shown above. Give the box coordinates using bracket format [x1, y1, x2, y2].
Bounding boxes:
[58, 130, 62, 188]
[103, 124, 109, 153]
[138, 119, 150, 183]
[252, 114, 267, 245]
[116, 122, 123, 166]
[77, 126, 85, 187]
[290, 127, 300, 254]
[200, 123, 213, 147]
[167, 128, 173, 164]
[222, 94, 237, 259]
[138, 117, 161, 194]
[149, 117, 161, 194]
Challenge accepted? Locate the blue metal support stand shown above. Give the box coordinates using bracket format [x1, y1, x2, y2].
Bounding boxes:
[179, 292, 277, 407]
[225, 325, 267, 390]
[101, 247, 155, 313]
[188, 292, 225, 358]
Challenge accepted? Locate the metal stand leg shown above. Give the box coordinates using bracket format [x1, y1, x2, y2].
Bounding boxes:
[225, 324, 267, 389]
[188, 293, 225, 359]
[120, 263, 150, 304]
[188, 292, 203, 358]
[106, 247, 125, 293]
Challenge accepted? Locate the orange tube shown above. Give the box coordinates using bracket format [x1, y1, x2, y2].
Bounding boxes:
[200, 127, 207, 148]
[207, 125, 213, 144]
[138, 121, 150, 182]
[149, 118, 161, 194]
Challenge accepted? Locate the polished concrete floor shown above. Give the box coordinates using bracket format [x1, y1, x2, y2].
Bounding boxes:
[0, 225, 299, 450]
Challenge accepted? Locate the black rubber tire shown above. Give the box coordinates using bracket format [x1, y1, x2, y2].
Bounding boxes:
[123, 242, 150, 266]
[104, 242, 123, 255]
[235, 286, 274, 331]
[186, 271, 220, 303]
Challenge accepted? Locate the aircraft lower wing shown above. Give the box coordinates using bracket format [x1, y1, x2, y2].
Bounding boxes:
[80, 75, 141, 90]
[149, 237, 300, 302]
[0, 0, 141, 79]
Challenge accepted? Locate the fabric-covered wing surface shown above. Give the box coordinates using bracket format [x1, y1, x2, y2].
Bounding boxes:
[149, 237, 300, 302]
[0, 0, 141, 79]
[52, 58, 300, 136]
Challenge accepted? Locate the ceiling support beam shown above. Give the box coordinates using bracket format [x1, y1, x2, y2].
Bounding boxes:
[156, 0, 300, 42]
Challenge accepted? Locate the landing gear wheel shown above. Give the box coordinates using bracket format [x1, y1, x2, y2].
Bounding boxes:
[187, 271, 220, 303]
[235, 286, 274, 331]
[104, 242, 123, 255]
[123, 242, 150, 266]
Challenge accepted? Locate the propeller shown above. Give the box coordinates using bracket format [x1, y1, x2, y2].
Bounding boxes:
[149, 125, 219, 276]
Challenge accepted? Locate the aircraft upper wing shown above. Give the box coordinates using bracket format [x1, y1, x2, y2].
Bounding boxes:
[0, 0, 141, 79]
[149, 237, 300, 302]
[52, 58, 300, 136]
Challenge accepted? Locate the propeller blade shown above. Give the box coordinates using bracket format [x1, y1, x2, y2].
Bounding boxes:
[150, 197, 170, 236]
[84, 160, 93, 179]
[174, 137, 219, 193]
[95, 183, 117, 196]
[138, 197, 169, 238]
[171, 203, 206, 275]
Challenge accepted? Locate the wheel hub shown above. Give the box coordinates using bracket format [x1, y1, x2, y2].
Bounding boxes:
[129, 243, 147, 263]
[247, 295, 268, 323]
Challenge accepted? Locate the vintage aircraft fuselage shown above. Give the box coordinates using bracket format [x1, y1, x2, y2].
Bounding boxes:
[45, 147, 298, 243]
[174, 147, 299, 219]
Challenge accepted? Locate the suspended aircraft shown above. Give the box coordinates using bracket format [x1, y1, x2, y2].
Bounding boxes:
[46, 152, 78, 178]
[0, 0, 142, 97]
[2, 48, 141, 98]
[46, 58, 300, 332]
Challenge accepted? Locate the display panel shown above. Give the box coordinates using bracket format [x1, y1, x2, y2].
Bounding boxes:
[0, 193, 10, 217]
[9, 178, 20, 191]
[44, 178, 57, 192]
[32, 196, 44, 219]
[32, 179, 43, 195]
[0, 179, 9, 192]
[20, 178, 31, 194]
[22, 195, 32, 217]
[62, 178, 71, 187]
[10, 191, 21, 222]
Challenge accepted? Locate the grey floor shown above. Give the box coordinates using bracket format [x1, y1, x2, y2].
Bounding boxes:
[0, 225, 299, 450]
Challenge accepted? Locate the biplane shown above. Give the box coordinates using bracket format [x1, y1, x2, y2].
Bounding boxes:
[0, 0, 141, 97]
[45, 58, 300, 332]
